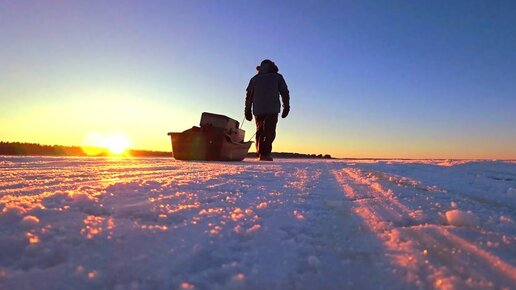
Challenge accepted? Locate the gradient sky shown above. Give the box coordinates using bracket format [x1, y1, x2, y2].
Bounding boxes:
[1, 1, 515, 159]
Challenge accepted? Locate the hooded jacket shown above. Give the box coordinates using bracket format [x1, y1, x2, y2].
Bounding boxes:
[246, 63, 290, 115]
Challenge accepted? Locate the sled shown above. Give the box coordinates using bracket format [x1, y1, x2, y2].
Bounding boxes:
[167, 112, 252, 161]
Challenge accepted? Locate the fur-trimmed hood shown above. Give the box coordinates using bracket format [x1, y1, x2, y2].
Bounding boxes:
[256, 59, 279, 74]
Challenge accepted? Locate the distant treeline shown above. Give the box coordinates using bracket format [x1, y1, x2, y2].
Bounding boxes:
[0, 142, 171, 157]
[0, 141, 332, 159]
[247, 152, 333, 159]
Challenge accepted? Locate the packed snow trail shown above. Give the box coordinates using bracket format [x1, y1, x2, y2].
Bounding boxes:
[334, 167, 516, 289]
[0, 157, 514, 290]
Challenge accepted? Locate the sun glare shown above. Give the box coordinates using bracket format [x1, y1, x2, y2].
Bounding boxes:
[82, 132, 131, 156]
[104, 135, 130, 154]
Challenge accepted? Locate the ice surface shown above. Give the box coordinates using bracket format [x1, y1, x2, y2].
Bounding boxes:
[0, 156, 515, 289]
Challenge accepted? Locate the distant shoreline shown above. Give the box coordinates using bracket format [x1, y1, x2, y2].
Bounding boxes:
[1, 142, 512, 161]
[0, 141, 334, 159]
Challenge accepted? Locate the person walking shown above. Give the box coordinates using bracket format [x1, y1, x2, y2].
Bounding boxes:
[245, 59, 290, 161]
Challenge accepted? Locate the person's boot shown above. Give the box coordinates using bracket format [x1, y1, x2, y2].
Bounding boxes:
[259, 154, 273, 161]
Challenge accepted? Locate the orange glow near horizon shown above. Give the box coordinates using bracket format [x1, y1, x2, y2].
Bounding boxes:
[81, 132, 131, 156]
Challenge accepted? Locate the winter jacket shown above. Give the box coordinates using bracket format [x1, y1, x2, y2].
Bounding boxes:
[246, 66, 290, 115]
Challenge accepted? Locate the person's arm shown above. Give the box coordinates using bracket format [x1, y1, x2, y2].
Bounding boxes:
[278, 74, 290, 118]
[245, 78, 254, 121]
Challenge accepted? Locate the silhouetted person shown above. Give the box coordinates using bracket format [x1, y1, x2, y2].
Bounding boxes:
[245, 59, 290, 161]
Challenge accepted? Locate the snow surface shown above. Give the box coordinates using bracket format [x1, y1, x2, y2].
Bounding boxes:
[0, 156, 515, 290]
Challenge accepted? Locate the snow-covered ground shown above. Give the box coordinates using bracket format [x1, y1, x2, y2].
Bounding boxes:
[0, 156, 515, 290]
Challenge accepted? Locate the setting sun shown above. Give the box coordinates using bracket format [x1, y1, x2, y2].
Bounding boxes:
[81, 132, 131, 156]
[104, 135, 130, 154]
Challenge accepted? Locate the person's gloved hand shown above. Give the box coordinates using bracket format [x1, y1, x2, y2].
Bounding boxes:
[281, 106, 290, 118]
[245, 109, 253, 121]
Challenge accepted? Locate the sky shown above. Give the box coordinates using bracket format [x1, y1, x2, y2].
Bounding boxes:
[1, 0, 515, 159]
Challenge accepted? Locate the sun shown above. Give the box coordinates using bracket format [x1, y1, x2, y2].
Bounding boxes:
[104, 135, 130, 155]
[82, 132, 131, 156]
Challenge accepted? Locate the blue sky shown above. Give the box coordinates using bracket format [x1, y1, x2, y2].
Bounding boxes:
[1, 1, 515, 158]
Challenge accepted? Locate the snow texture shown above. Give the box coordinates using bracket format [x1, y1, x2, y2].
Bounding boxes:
[0, 156, 515, 290]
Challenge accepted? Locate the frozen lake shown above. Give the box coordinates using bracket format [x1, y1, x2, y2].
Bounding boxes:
[0, 156, 515, 289]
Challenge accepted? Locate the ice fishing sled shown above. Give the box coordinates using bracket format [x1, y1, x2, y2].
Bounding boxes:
[167, 112, 253, 161]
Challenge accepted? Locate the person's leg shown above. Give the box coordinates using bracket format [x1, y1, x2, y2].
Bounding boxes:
[254, 115, 266, 157]
[261, 114, 278, 158]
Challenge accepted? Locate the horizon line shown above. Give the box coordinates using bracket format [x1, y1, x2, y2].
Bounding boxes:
[1, 140, 515, 161]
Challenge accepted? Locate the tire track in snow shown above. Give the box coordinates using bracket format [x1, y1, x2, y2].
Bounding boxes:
[399, 225, 516, 289]
[250, 162, 411, 290]
[335, 167, 516, 290]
